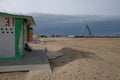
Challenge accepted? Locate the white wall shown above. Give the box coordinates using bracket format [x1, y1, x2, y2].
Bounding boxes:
[19, 25, 24, 54]
[19, 22, 28, 54]
[23, 24, 27, 44]
[0, 16, 15, 57]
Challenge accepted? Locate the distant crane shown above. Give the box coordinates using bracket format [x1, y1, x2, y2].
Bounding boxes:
[80, 24, 94, 37]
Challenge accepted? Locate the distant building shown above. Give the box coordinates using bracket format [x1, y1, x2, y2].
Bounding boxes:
[67, 35, 75, 38]
[0, 12, 35, 59]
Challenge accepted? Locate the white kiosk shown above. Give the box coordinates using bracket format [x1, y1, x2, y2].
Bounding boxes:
[0, 12, 35, 59]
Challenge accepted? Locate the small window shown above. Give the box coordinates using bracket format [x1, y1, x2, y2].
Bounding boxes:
[11, 32, 14, 34]
[10, 28, 13, 30]
[2, 31, 4, 34]
[6, 28, 8, 30]
[7, 31, 9, 33]
[1, 28, 3, 30]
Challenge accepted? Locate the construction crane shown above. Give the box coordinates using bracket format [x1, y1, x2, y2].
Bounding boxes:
[80, 24, 94, 37]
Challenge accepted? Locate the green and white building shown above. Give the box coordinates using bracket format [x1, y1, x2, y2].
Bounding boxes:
[0, 12, 35, 59]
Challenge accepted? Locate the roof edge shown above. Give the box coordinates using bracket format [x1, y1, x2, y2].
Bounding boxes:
[0, 12, 36, 26]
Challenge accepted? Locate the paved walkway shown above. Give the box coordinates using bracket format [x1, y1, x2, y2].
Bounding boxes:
[0, 50, 50, 72]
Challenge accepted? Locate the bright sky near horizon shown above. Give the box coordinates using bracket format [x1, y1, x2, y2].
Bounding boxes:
[0, 0, 120, 16]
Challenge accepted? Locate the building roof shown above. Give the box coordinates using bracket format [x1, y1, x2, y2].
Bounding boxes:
[0, 12, 36, 26]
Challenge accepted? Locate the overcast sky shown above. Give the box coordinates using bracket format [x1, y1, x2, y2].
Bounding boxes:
[0, 0, 120, 16]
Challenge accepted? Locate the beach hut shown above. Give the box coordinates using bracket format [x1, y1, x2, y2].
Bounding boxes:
[0, 12, 35, 59]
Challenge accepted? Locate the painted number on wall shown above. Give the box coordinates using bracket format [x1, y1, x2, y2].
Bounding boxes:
[5, 18, 14, 26]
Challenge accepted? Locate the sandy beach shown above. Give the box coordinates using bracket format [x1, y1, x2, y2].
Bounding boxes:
[0, 38, 120, 80]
